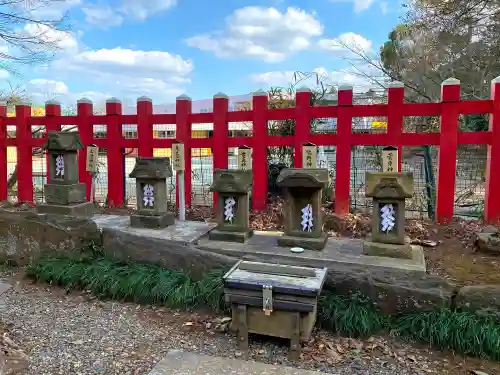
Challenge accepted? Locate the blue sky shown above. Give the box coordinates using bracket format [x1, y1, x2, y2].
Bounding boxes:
[1, 0, 403, 106]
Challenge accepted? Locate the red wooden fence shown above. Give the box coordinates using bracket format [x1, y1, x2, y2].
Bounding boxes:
[0, 77, 499, 223]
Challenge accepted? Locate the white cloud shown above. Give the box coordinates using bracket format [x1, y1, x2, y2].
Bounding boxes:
[318, 32, 373, 56]
[27, 79, 69, 95]
[23, 24, 79, 54]
[330, 0, 377, 13]
[0, 39, 8, 56]
[114, 78, 184, 97]
[82, 0, 177, 27]
[82, 4, 124, 28]
[119, 0, 177, 20]
[0, 70, 9, 79]
[379, 1, 389, 14]
[51, 47, 193, 100]
[251, 66, 383, 92]
[24, 78, 111, 106]
[56, 48, 193, 79]
[186, 6, 323, 62]
[251, 71, 296, 86]
[28, 0, 82, 20]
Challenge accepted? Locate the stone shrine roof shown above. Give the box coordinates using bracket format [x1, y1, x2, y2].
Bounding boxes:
[129, 157, 173, 179]
[43, 131, 84, 151]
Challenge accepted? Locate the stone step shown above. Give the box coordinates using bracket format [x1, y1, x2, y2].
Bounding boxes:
[148, 350, 322, 375]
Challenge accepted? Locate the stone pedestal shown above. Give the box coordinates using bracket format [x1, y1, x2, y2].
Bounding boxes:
[276, 168, 329, 250]
[209, 169, 253, 243]
[363, 172, 414, 259]
[36, 132, 94, 217]
[129, 157, 174, 229]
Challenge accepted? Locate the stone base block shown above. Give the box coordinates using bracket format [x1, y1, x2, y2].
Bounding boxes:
[209, 228, 253, 243]
[36, 201, 95, 217]
[363, 236, 412, 259]
[130, 213, 175, 229]
[44, 183, 86, 205]
[277, 233, 328, 251]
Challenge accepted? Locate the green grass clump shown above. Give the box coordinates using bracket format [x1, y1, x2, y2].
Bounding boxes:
[26, 256, 228, 311]
[318, 293, 388, 338]
[392, 309, 500, 360]
[26, 253, 500, 361]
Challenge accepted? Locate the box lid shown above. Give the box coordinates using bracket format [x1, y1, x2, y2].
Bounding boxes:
[223, 260, 327, 297]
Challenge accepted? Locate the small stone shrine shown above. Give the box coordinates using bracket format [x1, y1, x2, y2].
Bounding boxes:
[276, 168, 329, 250]
[36, 131, 94, 217]
[209, 169, 253, 242]
[363, 172, 414, 258]
[129, 157, 174, 229]
[223, 260, 327, 360]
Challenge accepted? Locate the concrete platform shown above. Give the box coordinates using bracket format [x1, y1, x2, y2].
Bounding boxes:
[92, 214, 215, 244]
[148, 350, 322, 375]
[197, 231, 426, 274]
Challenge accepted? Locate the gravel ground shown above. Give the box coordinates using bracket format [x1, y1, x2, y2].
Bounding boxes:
[0, 272, 495, 375]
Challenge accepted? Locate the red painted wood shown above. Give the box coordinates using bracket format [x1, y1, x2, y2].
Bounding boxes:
[1, 81, 499, 221]
[387, 84, 405, 171]
[44, 102, 62, 184]
[335, 87, 353, 216]
[0, 104, 6, 201]
[175, 96, 192, 208]
[105, 100, 125, 207]
[77, 99, 93, 201]
[484, 79, 500, 222]
[212, 94, 229, 208]
[294, 89, 311, 168]
[435, 81, 461, 223]
[251, 92, 268, 211]
[137, 97, 153, 158]
[15, 105, 33, 203]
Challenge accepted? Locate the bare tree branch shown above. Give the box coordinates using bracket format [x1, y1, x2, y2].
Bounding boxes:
[0, 0, 73, 74]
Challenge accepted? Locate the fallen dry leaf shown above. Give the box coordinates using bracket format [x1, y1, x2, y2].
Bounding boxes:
[325, 349, 343, 364]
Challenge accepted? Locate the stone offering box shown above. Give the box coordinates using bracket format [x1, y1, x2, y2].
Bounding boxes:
[363, 171, 414, 259]
[209, 169, 253, 243]
[129, 157, 174, 229]
[223, 260, 327, 360]
[36, 131, 94, 217]
[276, 168, 329, 250]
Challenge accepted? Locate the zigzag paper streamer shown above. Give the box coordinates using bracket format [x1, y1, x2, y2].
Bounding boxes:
[55, 155, 64, 177]
[301, 204, 313, 232]
[380, 204, 395, 232]
[143, 184, 155, 207]
[224, 197, 236, 222]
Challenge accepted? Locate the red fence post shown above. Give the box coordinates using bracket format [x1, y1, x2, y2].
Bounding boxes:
[212, 93, 229, 208]
[294, 87, 311, 168]
[334, 85, 353, 216]
[137, 96, 153, 157]
[387, 81, 405, 170]
[252, 90, 268, 211]
[435, 78, 461, 223]
[45, 100, 62, 184]
[0, 102, 6, 201]
[106, 98, 125, 207]
[484, 76, 500, 222]
[16, 103, 33, 203]
[77, 98, 93, 200]
[176, 95, 192, 208]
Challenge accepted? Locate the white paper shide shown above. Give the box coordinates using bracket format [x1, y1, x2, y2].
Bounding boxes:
[301, 204, 313, 232]
[55, 155, 64, 177]
[380, 203, 395, 232]
[224, 197, 236, 222]
[143, 184, 155, 207]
